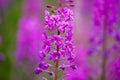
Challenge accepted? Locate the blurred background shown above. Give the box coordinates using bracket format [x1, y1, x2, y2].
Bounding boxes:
[0, 0, 120, 80]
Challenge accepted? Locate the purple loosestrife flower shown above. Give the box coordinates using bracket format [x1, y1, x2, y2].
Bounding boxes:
[88, 0, 119, 56]
[88, 0, 119, 54]
[16, 0, 44, 65]
[90, 0, 118, 46]
[89, 0, 119, 80]
[16, 16, 43, 65]
[93, 0, 118, 28]
[44, 7, 74, 61]
[15, 0, 44, 80]
[0, 0, 10, 10]
[35, 6, 75, 80]
[22, 0, 44, 16]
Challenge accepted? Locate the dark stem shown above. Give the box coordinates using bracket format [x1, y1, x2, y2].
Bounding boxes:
[54, 31, 60, 80]
[101, 17, 107, 80]
[54, 59, 59, 80]
[59, 0, 62, 7]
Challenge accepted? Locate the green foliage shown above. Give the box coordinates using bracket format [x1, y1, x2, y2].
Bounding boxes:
[0, 0, 22, 80]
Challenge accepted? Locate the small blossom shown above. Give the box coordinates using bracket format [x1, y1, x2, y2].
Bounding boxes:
[70, 65, 77, 70]
[39, 61, 50, 70]
[59, 65, 65, 71]
[115, 31, 120, 42]
[47, 71, 54, 76]
[46, 5, 52, 8]
[39, 51, 46, 60]
[34, 67, 43, 74]
[112, 57, 120, 80]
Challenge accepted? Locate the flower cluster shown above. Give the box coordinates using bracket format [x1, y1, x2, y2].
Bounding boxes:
[88, 0, 119, 55]
[93, 0, 118, 27]
[16, 16, 43, 66]
[35, 7, 75, 76]
[88, 0, 120, 79]
[89, 0, 119, 51]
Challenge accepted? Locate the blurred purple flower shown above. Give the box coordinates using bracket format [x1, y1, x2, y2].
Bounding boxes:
[16, 16, 43, 65]
[22, 0, 44, 16]
[107, 56, 120, 80]
[93, 0, 118, 27]
[0, 0, 10, 10]
[64, 68, 86, 80]
[16, 0, 44, 66]
[113, 57, 120, 80]
[88, 0, 119, 56]
[64, 46, 88, 80]
[0, 53, 5, 62]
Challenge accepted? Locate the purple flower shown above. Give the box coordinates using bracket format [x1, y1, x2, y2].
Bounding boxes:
[115, 30, 120, 42]
[22, 0, 44, 16]
[35, 7, 75, 79]
[108, 57, 120, 80]
[64, 47, 88, 80]
[39, 51, 46, 60]
[16, 0, 44, 80]
[49, 50, 61, 61]
[34, 67, 43, 74]
[0, 0, 10, 10]
[16, 16, 43, 65]
[114, 57, 120, 80]
[91, 1, 120, 79]
[93, 0, 118, 27]
[44, 7, 74, 61]
[89, 0, 119, 55]
[16, 0, 44, 66]
[48, 71, 54, 76]
[38, 61, 50, 70]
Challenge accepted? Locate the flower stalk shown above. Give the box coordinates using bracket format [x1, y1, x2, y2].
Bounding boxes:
[54, 30, 60, 80]
[54, 0, 62, 79]
[101, 17, 107, 80]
